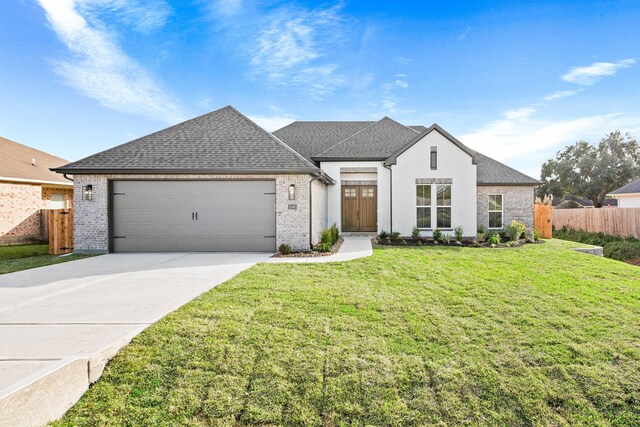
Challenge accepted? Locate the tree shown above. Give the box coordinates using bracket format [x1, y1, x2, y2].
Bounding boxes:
[539, 131, 640, 207]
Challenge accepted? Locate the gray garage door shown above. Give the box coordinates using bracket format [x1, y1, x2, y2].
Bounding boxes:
[112, 181, 276, 252]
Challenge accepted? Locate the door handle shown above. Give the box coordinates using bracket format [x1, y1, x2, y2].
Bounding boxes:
[195, 212, 198, 221]
[192, 212, 195, 220]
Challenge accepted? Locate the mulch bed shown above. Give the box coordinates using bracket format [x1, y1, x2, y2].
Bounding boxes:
[374, 237, 543, 248]
[272, 236, 344, 258]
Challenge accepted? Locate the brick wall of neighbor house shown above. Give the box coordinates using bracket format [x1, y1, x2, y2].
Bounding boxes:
[73, 174, 319, 253]
[476, 185, 535, 230]
[311, 179, 328, 245]
[0, 182, 43, 244]
[42, 187, 74, 209]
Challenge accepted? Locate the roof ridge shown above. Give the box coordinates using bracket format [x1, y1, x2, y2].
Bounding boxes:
[379, 116, 420, 134]
[315, 119, 385, 157]
[225, 106, 321, 172]
[1, 136, 70, 164]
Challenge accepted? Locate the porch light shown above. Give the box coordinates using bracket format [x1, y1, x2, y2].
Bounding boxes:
[288, 184, 296, 200]
[82, 185, 93, 201]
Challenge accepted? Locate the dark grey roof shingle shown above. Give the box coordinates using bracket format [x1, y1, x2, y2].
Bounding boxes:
[314, 117, 420, 159]
[273, 121, 373, 161]
[470, 150, 540, 185]
[609, 178, 640, 195]
[54, 106, 319, 174]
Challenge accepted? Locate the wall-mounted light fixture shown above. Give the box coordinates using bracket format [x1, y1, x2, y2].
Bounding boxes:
[82, 185, 93, 201]
[288, 184, 296, 200]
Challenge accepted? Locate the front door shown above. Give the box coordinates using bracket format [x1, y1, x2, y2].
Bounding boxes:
[342, 186, 377, 232]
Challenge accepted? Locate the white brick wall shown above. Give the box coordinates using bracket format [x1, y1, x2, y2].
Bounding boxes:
[311, 179, 328, 245]
[73, 173, 320, 253]
[476, 185, 535, 230]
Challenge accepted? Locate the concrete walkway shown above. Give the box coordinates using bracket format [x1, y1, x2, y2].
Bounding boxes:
[266, 234, 374, 263]
[0, 252, 270, 427]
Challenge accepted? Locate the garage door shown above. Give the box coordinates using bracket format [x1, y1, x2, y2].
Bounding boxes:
[112, 181, 276, 252]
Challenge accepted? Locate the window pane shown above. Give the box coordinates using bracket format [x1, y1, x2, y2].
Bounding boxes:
[417, 207, 431, 228]
[430, 151, 437, 169]
[362, 188, 374, 197]
[437, 185, 451, 206]
[344, 188, 356, 197]
[437, 207, 451, 228]
[489, 211, 503, 228]
[489, 194, 502, 211]
[416, 185, 431, 206]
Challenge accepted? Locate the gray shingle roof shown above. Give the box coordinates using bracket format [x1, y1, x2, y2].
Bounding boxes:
[314, 117, 420, 159]
[470, 150, 540, 185]
[273, 121, 373, 161]
[609, 178, 640, 195]
[54, 106, 320, 174]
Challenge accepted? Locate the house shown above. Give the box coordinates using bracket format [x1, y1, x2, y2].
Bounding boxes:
[52, 106, 539, 253]
[608, 179, 640, 207]
[1, 137, 73, 244]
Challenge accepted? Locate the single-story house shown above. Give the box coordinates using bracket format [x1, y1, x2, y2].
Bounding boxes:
[52, 106, 539, 253]
[608, 179, 640, 207]
[1, 136, 73, 244]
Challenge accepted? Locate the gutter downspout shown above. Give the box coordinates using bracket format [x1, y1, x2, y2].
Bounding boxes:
[383, 162, 392, 233]
[308, 174, 322, 249]
[63, 173, 73, 182]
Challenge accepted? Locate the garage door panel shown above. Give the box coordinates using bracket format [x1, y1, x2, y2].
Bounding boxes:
[112, 181, 276, 252]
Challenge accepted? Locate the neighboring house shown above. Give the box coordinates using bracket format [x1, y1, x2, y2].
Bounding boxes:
[53, 106, 539, 253]
[1, 137, 73, 244]
[608, 179, 640, 207]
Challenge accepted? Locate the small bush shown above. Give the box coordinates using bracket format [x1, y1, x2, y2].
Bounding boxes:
[433, 228, 443, 242]
[507, 220, 527, 241]
[533, 229, 540, 241]
[443, 234, 451, 245]
[390, 232, 401, 242]
[411, 226, 421, 240]
[489, 234, 500, 246]
[400, 239, 408, 246]
[320, 229, 333, 245]
[453, 226, 464, 242]
[553, 226, 640, 261]
[278, 243, 292, 255]
[477, 225, 487, 234]
[379, 230, 390, 240]
[320, 242, 332, 252]
[330, 223, 339, 244]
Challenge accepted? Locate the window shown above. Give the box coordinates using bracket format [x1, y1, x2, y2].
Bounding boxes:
[361, 188, 374, 198]
[344, 188, 356, 198]
[488, 194, 503, 229]
[50, 193, 66, 209]
[436, 185, 451, 228]
[416, 185, 431, 228]
[430, 146, 437, 170]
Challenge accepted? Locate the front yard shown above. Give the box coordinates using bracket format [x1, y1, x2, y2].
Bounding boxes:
[0, 244, 90, 274]
[54, 240, 639, 426]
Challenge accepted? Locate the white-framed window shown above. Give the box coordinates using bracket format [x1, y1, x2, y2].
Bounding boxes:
[436, 184, 451, 229]
[416, 184, 431, 229]
[50, 193, 66, 209]
[430, 146, 437, 170]
[488, 194, 503, 229]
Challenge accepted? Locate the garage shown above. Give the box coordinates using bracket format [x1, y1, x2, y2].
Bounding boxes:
[111, 180, 276, 252]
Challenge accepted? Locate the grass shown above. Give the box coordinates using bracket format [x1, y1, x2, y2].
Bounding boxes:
[553, 226, 640, 263]
[0, 243, 90, 274]
[53, 240, 639, 426]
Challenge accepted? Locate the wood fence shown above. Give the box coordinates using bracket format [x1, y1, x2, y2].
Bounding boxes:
[534, 203, 553, 238]
[553, 207, 640, 239]
[47, 209, 74, 254]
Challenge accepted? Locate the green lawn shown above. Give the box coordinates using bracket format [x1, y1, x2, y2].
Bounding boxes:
[0, 244, 90, 274]
[53, 240, 639, 426]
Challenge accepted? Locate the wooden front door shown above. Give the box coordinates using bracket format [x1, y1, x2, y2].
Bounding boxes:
[342, 186, 377, 232]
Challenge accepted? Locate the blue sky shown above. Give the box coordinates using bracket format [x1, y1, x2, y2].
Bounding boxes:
[1, 0, 639, 177]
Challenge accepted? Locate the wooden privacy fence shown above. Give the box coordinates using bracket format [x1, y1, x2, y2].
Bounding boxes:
[534, 203, 553, 238]
[554, 208, 640, 239]
[47, 209, 74, 254]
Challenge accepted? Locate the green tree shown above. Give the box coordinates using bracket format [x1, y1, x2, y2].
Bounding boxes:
[539, 131, 640, 207]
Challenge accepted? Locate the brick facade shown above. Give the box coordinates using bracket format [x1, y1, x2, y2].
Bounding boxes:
[476, 185, 535, 230]
[0, 182, 73, 244]
[73, 174, 322, 253]
[311, 179, 328, 245]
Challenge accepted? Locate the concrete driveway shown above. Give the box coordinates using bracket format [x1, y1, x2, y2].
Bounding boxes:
[0, 252, 270, 426]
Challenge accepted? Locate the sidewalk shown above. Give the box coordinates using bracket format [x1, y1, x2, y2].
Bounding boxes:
[266, 234, 374, 263]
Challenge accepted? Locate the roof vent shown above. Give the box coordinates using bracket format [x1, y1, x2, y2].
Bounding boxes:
[32, 158, 36, 166]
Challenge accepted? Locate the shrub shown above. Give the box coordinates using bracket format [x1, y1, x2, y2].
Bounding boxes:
[477, 225, 487, 234]
[553, 226, 640, 261]
[278, 243, 292, 255]
[320, 229, 333, 246]
[379, 230, 390, 240]
[533, 229, 540, 241]
[390, 232, 401, 242]
[443, 234, 451, 245]
[453, 226, 464, 242]
[489, 234, 500, 246]
[507, 220, 527, 241]
[411, 226, 421, 240]
[400, 239, 407, 246]
[330, 223, 339, 244]
[433, 228, 443, 242]
[320, 242, 332, 252]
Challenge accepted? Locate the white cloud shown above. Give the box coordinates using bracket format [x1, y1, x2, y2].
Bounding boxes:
[396, 73, 407, 78]
[395, 79, 409, 88]
[562, 58, 635, 85]
[503, 107, 536, 120]
[458, 26, 472, 40]
[542, 89, 583, 101]
[249, 4, 347, 98]
[248, 114, 296, 132]
[77, 0, 171, 33]
[38, 0, 184, 123]
[211, 0, 242, 16]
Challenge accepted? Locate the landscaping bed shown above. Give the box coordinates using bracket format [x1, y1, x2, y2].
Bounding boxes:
[53, 240, 639, 426]
[273, 224, 342, 257]
[553, 226, 640, 265]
